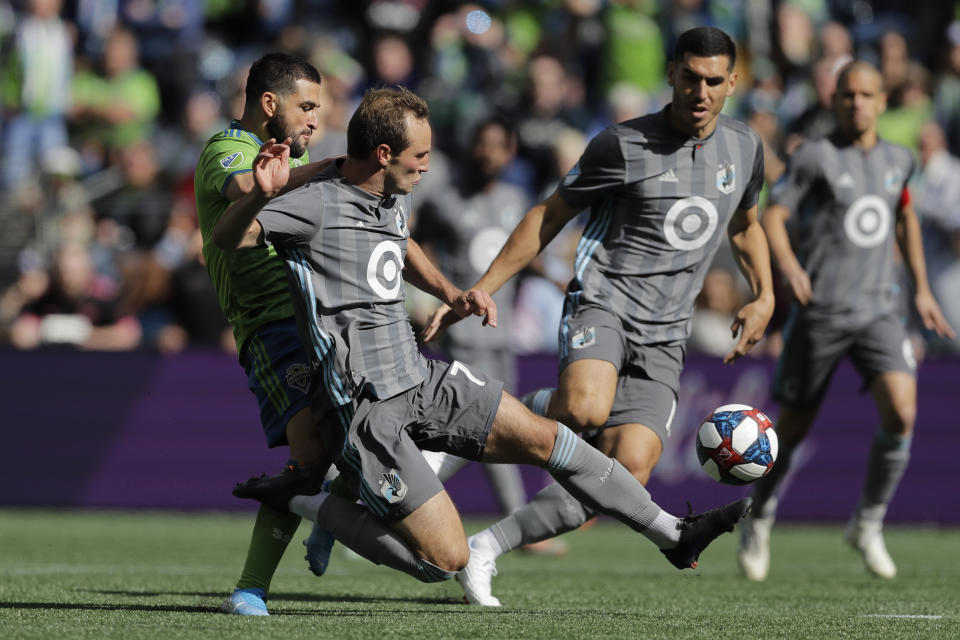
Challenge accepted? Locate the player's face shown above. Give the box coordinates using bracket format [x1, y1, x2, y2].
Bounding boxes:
[833, 67, 886, 139]
[384, 114, 431, 195]
[267, 78, 322, 158]
[667, 54, 736, 138]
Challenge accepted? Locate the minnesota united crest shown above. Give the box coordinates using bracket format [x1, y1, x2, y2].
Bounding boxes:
[379, 470, 408, 503]
[571, 326, 596, 350]
[717, 162, 736, 194]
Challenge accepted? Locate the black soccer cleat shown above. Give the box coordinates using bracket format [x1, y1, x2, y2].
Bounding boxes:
[232, 464, 325, 513]
[661, 497, 753, 570]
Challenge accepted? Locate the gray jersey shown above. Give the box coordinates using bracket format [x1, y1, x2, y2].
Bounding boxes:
[257, 162, 428, 411]
[556, 107, 764, 346]
[771, 134, 914, 328]
[415, 182, 529, 349]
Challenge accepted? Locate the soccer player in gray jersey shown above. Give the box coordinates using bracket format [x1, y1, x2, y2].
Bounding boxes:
[213, 86, 752, 592]
[424, 26, 775, 606]
[737, 61, 954, 581]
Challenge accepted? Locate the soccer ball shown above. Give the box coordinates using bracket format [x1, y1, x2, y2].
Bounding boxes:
[696, 404, 778, 485]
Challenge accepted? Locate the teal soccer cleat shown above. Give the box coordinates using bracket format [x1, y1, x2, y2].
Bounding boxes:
[220, 587, 269, 616]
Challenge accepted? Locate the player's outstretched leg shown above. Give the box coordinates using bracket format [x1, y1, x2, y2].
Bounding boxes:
[662, 498, 753, 569]
[486, 401, 747, 569]
[235, 471, 459, 583]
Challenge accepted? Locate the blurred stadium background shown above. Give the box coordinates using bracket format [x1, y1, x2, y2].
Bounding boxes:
[1, 0, 959, 524]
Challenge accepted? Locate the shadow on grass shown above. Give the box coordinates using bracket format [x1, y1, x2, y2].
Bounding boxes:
[0, 601, 216, 614]
[87, 589, 457, 606]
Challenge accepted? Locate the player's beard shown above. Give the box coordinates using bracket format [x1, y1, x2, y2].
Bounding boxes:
[267, 111, 308, 158]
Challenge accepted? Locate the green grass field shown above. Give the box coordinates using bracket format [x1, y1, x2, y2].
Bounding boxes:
[0, 510, 957, 639]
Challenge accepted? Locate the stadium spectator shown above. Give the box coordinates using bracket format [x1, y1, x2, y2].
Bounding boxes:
[413, 115, 531, 520]
[69, 26, 160, 169]
[9, 241, 141, 350]
[0, 0, 73, 191]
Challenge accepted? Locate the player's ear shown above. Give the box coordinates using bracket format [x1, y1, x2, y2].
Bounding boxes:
[261, 91, 279, 118]
[666, 61, 675, 87]
[726, 71, 738, 97]
[375, 143, 392, 168]
[878, 90, 888, 115]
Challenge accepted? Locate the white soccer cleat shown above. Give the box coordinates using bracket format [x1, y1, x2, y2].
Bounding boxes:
[737, 514, 772, 581]
[845, 519, 896, 579]
[457, 534, 502, 607]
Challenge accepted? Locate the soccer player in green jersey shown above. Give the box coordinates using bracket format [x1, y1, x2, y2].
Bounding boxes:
[194, 52, 334, 616]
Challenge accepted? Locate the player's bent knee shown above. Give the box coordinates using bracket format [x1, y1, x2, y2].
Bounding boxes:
[419, 541, 469, 574]
[557, 396, 611, 431]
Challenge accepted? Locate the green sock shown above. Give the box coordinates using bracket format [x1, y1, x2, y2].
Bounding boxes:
[235, 504, 302, 594]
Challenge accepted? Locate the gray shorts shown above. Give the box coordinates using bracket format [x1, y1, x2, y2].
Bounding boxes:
[332, 358, 503, 522]
[559, 305, 681, 445]
[773, 311, 916, 409]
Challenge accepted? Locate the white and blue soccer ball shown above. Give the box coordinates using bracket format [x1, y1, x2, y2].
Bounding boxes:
[696, 404, 778, 485]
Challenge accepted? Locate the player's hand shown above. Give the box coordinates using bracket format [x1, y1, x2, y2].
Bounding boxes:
[784, 266, 812, 305]
[422, 304, 458, 342]
[452, 288, 498, 326]
[915, 290, 956, 339]
[253, 138, 291, 197]
[724, 296, 775, 364]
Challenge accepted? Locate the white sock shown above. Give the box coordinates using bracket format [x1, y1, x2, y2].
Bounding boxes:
[290, 492, 329, 521]
[471, 527, 505, 558]
[647, 510, 682, 549]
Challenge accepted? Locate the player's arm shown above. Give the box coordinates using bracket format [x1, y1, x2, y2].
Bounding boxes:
[725, 203, 776, 363]
[223, 152, 338, 202]
[212, 139, 291, 251]
[761, 202, 811, 305]
[405, 239, 497, 327]
[474, 191, 580, 293]
[421, 192, 578, 341]
[895, 196, 955, 338]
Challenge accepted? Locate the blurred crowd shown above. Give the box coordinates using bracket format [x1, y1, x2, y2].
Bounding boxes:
[1, 0, 959, 357]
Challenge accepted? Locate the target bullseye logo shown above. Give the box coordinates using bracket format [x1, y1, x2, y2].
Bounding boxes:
[367, 241, 404, 299]
[843, 195, 890, 248]
[663, 196, 719, 250]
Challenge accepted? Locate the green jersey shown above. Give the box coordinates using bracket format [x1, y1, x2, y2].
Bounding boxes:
[194, 121, 307, 356]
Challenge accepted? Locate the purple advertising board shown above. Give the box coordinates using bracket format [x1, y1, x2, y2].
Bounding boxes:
[0, 348, 956, 522]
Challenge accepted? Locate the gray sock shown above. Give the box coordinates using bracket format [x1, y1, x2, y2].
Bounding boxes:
[520, 388, 554, 417]
[490, 482, 596, 553]
[292, 491, 453, 583]
[856, 431, 911, 524]
[483, 463, 528, 514]
[545, 423, 679, 547]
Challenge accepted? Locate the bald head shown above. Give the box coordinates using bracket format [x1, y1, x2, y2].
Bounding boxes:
[832, 60, 886, 145]
[835, 60, 883, 93]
